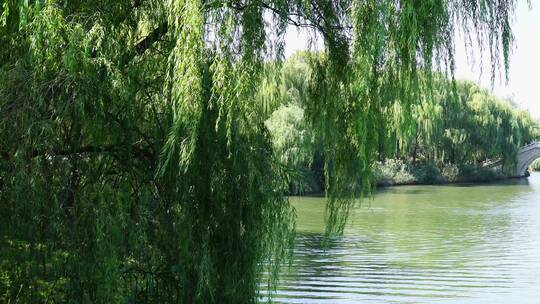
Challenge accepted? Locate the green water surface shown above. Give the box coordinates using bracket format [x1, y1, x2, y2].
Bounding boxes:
[275, 173, 540, 303]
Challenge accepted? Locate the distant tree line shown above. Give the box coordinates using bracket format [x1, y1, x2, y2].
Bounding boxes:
[264, 53, 540, 192]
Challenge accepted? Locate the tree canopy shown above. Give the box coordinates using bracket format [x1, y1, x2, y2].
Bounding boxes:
[264, 54, 539, 191]
[0, 0, 526, 302]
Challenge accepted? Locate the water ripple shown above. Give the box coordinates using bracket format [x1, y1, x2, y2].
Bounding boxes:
[270, 173, 540, 303]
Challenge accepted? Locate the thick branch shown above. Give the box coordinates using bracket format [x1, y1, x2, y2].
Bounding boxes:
[135, 22, 169, 56]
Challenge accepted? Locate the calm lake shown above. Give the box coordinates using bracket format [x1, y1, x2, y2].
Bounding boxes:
[274, 172, 540, 303]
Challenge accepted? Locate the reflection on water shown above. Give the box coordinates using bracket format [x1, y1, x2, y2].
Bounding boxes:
[274, 173, 540, 303]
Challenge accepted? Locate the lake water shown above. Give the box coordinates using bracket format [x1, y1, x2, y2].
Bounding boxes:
[275, 173, 540, 303]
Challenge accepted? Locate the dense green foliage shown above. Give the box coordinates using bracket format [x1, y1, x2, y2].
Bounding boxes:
[264, 55, 539, 189]
[373, 79, 540, 184]
[373, 161, 505, 185]
[0, 0, 524, 303]
[401, 80, 539, 171]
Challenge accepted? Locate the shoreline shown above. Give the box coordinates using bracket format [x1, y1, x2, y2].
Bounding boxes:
[377, 173, 529, 188]
[293, 172, 533, 197]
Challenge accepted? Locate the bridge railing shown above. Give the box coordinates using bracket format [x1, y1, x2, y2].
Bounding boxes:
[518, 141, 540, 153]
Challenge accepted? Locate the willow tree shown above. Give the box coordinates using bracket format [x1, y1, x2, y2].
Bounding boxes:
[0, 0, 522, 302]
[379, 77, 539, 171]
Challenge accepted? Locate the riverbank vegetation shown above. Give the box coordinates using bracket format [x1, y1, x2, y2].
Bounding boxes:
[0, 0, 531, 303]
[264, 53, 539, 192]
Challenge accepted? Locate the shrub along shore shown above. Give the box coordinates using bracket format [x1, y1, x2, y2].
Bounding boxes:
[287, 159, 523, 196]
[373, 159, 521, 187]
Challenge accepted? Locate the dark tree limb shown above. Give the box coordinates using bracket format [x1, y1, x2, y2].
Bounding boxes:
[135, 22, 169, 56]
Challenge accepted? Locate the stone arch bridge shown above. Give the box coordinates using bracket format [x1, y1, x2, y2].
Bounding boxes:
[514, 142, 540, 177]
[483, 142, 540, 177]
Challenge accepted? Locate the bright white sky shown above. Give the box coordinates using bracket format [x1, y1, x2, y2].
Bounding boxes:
[284, 1, 540, 118]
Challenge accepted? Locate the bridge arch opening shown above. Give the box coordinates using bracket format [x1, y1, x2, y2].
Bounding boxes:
[515, 143, 540, 177]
